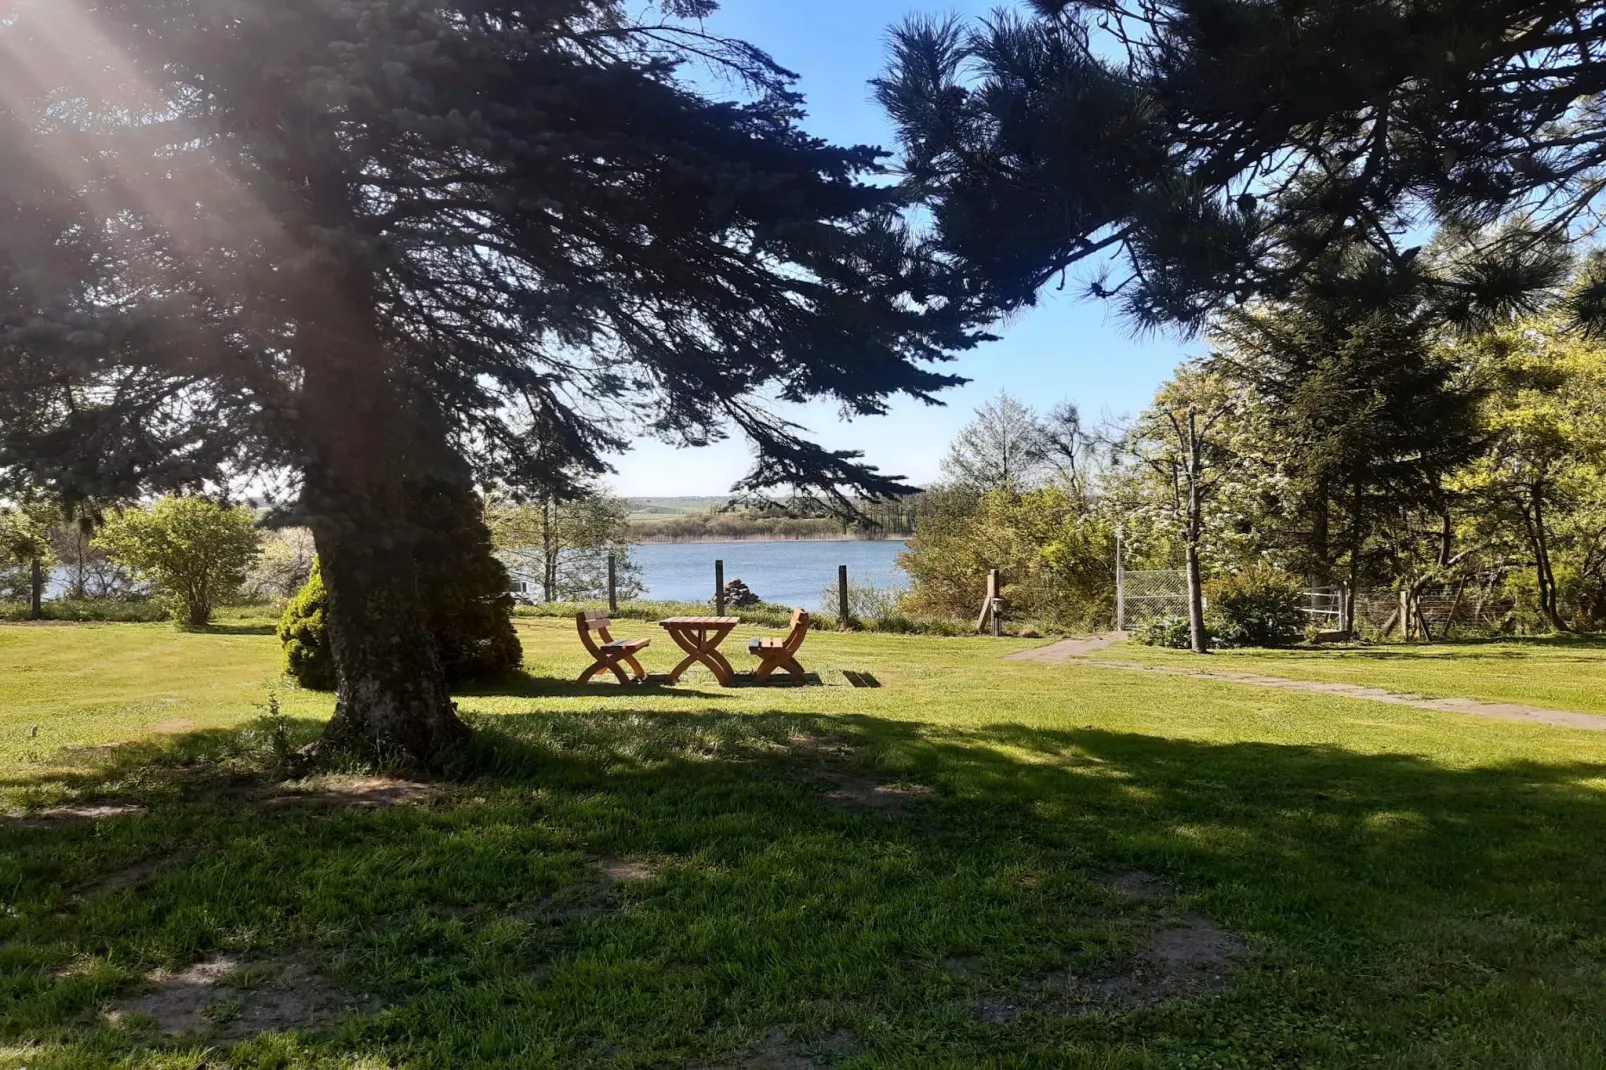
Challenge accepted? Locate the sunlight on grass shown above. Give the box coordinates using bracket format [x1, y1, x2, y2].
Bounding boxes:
[5, 621, 1606, 1066]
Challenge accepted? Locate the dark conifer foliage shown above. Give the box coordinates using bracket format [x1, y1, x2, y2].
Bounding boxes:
[0, 0, 986, 762]
[880, 0, 1606, 331]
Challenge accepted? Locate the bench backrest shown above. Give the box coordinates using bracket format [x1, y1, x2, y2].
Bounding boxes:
[783, 608, 810, 653]
[576, 610, 615, 655]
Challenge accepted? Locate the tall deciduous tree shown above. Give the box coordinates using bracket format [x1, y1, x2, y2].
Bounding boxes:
[0, 1, 986, 763]
[940, 392, 1051, 491]
[1120, 364, 1250, 653]
[0, 501, 59, 619]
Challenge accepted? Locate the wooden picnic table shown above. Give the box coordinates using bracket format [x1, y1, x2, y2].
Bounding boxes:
[658, 616, 741, 685]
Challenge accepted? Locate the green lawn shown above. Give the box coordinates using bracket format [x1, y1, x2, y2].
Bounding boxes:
[1099, 634, 1606, 715]
[4, 621, 1606, 1067]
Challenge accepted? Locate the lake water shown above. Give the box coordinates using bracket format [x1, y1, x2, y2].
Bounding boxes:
[631, 539, 908, 608]
[44, 539, 912, 612]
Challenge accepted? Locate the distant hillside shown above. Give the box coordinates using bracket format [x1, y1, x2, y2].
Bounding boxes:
[626, 496, 729, 522]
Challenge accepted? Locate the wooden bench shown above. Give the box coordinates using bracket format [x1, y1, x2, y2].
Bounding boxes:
[576, 610, 650, 685]
[749, 608, 810, 683]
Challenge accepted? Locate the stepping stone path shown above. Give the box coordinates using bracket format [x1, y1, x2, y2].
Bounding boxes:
[1003, 636, 1605, 731]
[1003, 634, 1125, 662]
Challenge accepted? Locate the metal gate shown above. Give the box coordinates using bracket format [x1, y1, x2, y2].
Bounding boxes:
[1116, 568, 1189, 629]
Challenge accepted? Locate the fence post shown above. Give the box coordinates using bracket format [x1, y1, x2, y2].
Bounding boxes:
[1115, 529, 1126, 632]
[715, 559, 726, 616]
[976, 568, 1000, 633]
[838, 564, 850, 627]
[607, 553, 618, 614]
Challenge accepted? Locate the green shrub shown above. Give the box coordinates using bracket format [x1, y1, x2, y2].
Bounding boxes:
[413, 480, 523, 683]
[277, 561, 337, 690]
[1134, 615, 1196, 649]
[1205, 566, 1307, 648]
[95, 496, 261, 627]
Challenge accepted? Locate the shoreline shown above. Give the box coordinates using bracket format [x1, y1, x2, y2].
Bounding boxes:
[632, 534, 909, 545]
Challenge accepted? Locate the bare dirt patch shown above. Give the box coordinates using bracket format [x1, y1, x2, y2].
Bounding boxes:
[6, 803, 145, 829]
[148, 718, 196, 734]
[1004, 634, 1124, 662]
[823, 775, 934, 816]
[706, 1028, 861, 1069]
[786, 734, 857, 761]
[1050, 912, 1246, 1012]
[1106, 869, 1172, 903]
[267, 776, 440, 809]
[107, 954, 366, 1039]
[594, 857, 660, 886]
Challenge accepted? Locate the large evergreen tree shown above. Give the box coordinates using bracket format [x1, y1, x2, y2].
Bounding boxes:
[0, 1, 986, 763]
[878, 0, 1602, 331]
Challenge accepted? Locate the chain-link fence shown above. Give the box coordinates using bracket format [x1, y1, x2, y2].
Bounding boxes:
[1117, 569, 1188, 628]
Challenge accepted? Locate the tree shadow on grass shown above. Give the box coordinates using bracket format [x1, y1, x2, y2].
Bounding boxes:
[6, 708, 1606, 1066]
[456, 670, 741, 702]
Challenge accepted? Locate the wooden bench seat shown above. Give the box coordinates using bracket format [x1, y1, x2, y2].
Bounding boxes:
[576, 611, 650, 684]
[748, 608, 810, 682]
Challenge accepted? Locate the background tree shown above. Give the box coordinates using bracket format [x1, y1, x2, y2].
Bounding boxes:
[0, 501, 59, 619]
[1209, 241, 1487, 625]
[0, 0, 987, 763]
[96, 497, 260, 627]
[1117, 365, 1249, 653]
[244, 528, 318, 604]
[898, 483, 1114, 630]
[1450, 317, 1606, 632]
[939, 392, 1052, 491]
[489, 486, 645, 604]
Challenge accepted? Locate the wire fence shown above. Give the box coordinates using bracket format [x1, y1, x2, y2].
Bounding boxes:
[1353, 586, 1515, 636]
[1117, 569, 1189, 627]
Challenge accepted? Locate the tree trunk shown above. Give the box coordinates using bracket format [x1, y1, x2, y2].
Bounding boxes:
[1530, 487, 1569, 632]
[295, 306, 467, 765]
[1185, 541, 1208, 654]
[311, 520, 468, 764]
[28, 556, 43, 620]
[1518, 487, 1568, 633]
[1184, 408, 1209, 655]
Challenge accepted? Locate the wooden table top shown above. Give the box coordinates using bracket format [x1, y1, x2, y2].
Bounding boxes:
[658, 616, 741, 627]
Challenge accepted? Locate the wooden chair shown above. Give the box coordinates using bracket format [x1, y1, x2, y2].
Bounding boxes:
[749, 608, 810, 683]
[576, 610, 650, 685]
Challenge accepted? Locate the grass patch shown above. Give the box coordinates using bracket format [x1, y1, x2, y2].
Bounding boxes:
[4, 622, 1606, 1065]
[1104, 634, 1606, 715]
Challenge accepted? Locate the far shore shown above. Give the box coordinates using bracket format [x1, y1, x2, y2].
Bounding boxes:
[631, 534, 909, 545]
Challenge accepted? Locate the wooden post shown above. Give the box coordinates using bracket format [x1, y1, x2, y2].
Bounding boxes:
[607, 553, 618, 614]
[715, 559, 726, 616]
[1115, 529, 1126, 632]
[838, 564, 850, 627]
[976, 569, 1000, 633]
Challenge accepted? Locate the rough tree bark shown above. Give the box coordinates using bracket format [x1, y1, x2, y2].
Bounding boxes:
[296, 298, 469, 766]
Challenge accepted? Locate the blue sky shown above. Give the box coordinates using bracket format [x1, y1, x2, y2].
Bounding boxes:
[607, 0, 1197, 497]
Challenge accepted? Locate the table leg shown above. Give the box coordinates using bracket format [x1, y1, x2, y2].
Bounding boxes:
[666, 627, 705, 684]
[665, 626, 738, 685]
